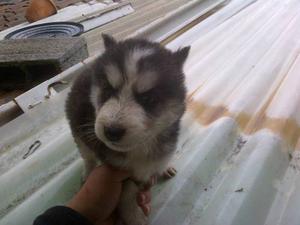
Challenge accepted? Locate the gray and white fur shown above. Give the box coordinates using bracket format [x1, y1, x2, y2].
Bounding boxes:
[65, 34, 190, 225]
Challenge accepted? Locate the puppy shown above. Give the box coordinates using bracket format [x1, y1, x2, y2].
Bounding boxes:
[65, 34, 190, 225]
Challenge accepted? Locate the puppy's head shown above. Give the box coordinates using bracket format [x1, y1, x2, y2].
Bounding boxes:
[90, 34, 190, 152]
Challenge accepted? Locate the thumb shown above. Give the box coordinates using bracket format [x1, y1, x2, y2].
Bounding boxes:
[90, 164, 130, 183]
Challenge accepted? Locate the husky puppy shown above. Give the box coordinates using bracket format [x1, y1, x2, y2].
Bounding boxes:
[65, 34, 190, 225]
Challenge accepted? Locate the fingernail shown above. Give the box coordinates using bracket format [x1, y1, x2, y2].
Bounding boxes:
[141, 195, 146, 203]
[145, 206, 150, 216]
[138, 194, 145, 204]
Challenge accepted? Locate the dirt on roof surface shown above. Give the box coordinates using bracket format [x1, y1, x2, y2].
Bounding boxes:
[0, 0, 84, 32]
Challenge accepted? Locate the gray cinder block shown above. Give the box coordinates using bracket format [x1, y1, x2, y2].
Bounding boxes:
[0, 37, 88, 90]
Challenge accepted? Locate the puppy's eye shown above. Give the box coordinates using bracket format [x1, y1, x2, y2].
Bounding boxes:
[140, 94, 155, 105]
[101, 85, 117, 103]
[136, 92, 158, 111]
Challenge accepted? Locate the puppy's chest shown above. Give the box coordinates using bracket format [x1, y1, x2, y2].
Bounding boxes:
[124, 151, 166, 182]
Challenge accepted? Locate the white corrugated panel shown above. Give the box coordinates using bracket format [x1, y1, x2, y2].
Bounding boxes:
[160, 1, 300, 225]
[1, 0, 300, 225]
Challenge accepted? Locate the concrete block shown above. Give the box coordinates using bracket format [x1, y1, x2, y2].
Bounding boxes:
[0, 37, 88, 90]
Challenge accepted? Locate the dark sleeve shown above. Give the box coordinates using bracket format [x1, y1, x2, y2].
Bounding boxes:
[33, 206, 93, 225]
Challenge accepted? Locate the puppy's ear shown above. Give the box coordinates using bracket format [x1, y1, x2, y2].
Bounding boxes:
[173, 46, 190, 67]
[102, 34, 117, 49]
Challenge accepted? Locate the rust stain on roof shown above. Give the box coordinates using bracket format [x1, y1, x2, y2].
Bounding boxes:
[188, 100, 300, 149]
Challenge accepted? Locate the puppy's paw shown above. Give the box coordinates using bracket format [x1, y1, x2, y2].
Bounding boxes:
[163, 167, 177, 179]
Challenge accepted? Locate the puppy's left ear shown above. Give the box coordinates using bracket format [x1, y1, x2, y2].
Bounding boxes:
[102, 33, 117, 49]
[173, 46, 190, 67]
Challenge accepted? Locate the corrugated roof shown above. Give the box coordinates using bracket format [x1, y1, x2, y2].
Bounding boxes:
[82, 0, 193, 55]
[157, 1, 300, 224]
[1, 0, 300, 224]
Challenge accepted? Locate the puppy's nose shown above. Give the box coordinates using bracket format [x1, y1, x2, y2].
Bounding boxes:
[104, 126, 126, 142]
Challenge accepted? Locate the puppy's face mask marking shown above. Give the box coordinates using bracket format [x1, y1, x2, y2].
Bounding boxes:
[90, 34, 190, 152]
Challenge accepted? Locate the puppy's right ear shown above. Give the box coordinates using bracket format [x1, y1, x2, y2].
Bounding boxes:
[102, 34, 117, 49]
[172, 46, 190, 67]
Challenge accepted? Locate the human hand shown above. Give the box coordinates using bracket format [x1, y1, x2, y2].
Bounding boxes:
[67, 165, 151, 225]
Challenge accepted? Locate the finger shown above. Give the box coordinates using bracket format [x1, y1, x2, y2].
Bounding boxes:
[150, 175, 158, 186]
[93, 164, 130, 182]
[137, 192, 146, 205]
[140, 205, 151, 216]
[142, 191, 151, 204]
[137, 190, 151, 205]
[143, 175, 157, 190]
[104, 164, 131, 181]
